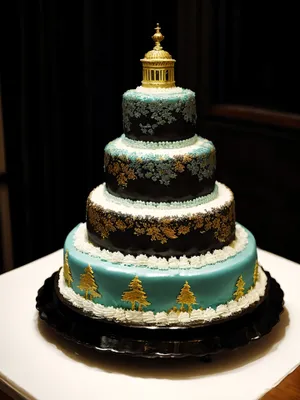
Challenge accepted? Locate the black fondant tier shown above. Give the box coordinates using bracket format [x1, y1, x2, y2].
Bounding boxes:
[104, 135, 216, 202]
[105, 173, 216, 202]
[122, 88, 196, 142]
[86, 192, 235, 258]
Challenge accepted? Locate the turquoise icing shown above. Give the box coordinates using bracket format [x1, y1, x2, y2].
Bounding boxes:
[64, 224, 258, 313]
[105, 136, 215, 161]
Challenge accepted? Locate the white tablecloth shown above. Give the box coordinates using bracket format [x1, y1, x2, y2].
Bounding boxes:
[0, 248, 299, 400]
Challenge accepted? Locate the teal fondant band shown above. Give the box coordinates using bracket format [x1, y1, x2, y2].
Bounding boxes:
[105, 136, 215, 161]
[64, 224, 257, 313]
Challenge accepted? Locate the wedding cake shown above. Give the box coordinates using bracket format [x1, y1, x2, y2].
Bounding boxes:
[58, 24, 267, 327]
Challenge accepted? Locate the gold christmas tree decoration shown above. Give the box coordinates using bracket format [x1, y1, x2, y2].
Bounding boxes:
[121, 276, 151, 311]
[234, 275, 245, 301]
[63, 251, 73, 287]
[78, 265, 101, 300]
[140, 23, 176, 88]
[253, 260, 259, 284]
[176, 281, 197, 313]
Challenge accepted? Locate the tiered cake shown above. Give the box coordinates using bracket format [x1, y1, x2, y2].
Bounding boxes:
[58, 24, 267, 327]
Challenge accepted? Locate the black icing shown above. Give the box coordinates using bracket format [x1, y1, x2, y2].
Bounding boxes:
[87, 223, 235, 258]
[86, 197, 236, 259]
[105, 171, 216, 202]
[124, 115, 196, 142]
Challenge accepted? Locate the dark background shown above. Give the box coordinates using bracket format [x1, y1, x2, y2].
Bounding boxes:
[1, 0, 300, 270]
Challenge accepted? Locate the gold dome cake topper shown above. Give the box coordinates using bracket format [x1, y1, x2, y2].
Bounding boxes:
[141, 23, 176, 88]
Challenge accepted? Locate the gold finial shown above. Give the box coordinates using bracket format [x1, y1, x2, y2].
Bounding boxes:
[140, 23, 176, 89]
[152, 23, 164, 50]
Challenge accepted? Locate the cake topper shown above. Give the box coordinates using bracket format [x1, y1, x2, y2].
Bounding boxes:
[152, 23, 164, 50]
[140, 23, 176, 88]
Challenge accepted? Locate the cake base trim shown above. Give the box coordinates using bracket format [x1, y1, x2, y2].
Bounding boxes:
[37, 269, 284, 359]
[74, 223, 248, 269]
[121, 133, 198, 149]
[58, 265, 267, 327]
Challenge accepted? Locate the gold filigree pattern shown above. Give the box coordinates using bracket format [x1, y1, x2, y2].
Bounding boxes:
[253, 260, 259, 284]
[176, 281, 197, 313]
[248, 261, 260, 293]
[174, 160, 185, 172]
[104, 148, 216, 188]
[78, 265, 102, 300]
[63, 251, 73, 287]
[214, 202, 235, 242]
[177, 225, 190, 235]
[87, 198, 235, 245]
[233, 275, 245, 301]
[182, 154, 193, 163]
[116, 219, 127, 231]
[105, 155, 136, 188]
[121, 276, 151, 311]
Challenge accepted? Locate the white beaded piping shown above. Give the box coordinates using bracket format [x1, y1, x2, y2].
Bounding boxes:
[103, 183, 219, 210]
[121, 134, 198, 150]
[105, 135, 213, 157]
[89, 181, 232, 219]
[73, 223, 248, 269]
[58, 266, 267, 327]
[135, 86, 185, 94]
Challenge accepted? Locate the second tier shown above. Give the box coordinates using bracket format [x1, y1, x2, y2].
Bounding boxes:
[86, 181, 235, 258]
[104, 134, 216, 202]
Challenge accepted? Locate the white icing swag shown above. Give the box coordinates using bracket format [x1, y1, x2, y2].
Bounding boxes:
[58, 266, 267, 327]
[102, 182, 219, 210]
[89, 181, 233, 218]
[121, 133, 198, 150]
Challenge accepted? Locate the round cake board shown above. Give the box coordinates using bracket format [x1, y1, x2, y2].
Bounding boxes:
[36, 270, 284, 360]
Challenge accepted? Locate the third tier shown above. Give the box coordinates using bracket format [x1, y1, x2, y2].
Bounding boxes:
[104, 134, 216, 202]
[86, 181, 235, 258]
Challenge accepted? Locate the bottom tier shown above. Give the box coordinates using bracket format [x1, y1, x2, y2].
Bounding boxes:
[58, 223, 267, 326]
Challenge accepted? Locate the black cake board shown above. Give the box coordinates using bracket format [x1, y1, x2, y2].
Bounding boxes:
[36, 269, 284, 360]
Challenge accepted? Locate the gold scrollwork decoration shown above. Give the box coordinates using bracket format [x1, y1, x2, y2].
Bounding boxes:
[87, 199, 235, 245]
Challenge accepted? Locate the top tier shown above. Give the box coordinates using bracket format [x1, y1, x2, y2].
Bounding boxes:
[122, 24, 197, 142]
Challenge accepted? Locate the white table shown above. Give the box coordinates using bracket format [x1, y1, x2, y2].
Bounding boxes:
[0, 248, 300, 400]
